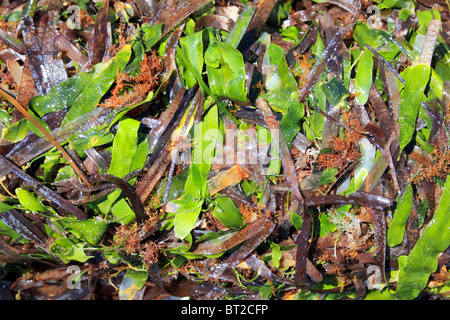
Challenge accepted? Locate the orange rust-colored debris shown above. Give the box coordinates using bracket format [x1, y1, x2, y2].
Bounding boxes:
[252, 80, 266, 95]
[114, 224, 140, 254]
[207, 165, 249, 195]
[141, 241, 161, 268]
[80, 9, 95, 28]
[0, 19, 18, 33]
[292, 52, 315, 85]
[239, 202, 261, 224]
[0, 18, 18, 53]
[317, 110, 363, 174]
[204, 212, 227, 232]
[100, 51, 163, 108]
[413, 148, 450, 183]
[113, 223, 161, 269]
[0, 64, 17, 90]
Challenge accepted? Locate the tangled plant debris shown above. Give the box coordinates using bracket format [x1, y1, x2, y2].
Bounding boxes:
[0, 0, 449, 301]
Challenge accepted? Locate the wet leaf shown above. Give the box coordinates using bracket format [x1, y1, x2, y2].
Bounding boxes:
[212, 197, 244, 229]
[256, 125, 281, 176]
[1, 118, 29, 143]
[171, 105, 220, 239]
[270, 242, 282, 268]
[378, 0, 405, 9]
[119, 269, 148, 300]
[177, 31, 204, 89]
[318, 214, 337, 237]
[54, 166, 75, 182]
[398, 64, 431, 153]
[1, 0, 450, 302]
[15, 188, 47, 213]
[354, 49, 373, 106]
[184, 163, 205, 199]
[279, 100, 305, 147]
[108, 118, 142, 177]
[0, 203, 14, 213]
[261, 43, 299, 112]
[96, 117, 144, 224]
[395, 175, 450, 299]
[205, 37, 248, 102]
[30, 45, 132, 125]
[192, 104, 219, 178]
[50, 238, 92, 263]
[173, 199, 203, 240]
[224, 2, 255, 48]
[60, 219, 108, 245]
[67, 127, 114, 151]
[353, 23, 400, 61]
[290, 211, 303, 230]
[124, 23, 163, 74]
[318, 167, 338, 186]
[387, 183, 413, 247]
[318, 77, 349, 109]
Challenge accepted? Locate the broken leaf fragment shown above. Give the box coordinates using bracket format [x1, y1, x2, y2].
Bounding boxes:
[1, 118, 29, 143]
[207, 165, 249, 195]
[119, 269, 148, 300]
[212, 197, 244, 229]
[318, 167, 338, 187]
[173, 198, 203, 240]
[15, 187, 47, 213]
